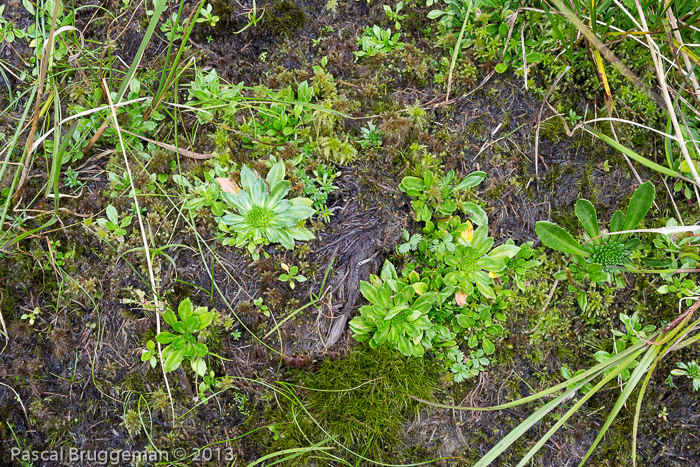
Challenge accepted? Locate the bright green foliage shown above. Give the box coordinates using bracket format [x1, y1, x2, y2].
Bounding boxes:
[314, 136, 358, 165]
[384, 1, 407, 30]
[354, 25, 405, 60]
[504, 240, 541, 291]
[145, 298, 215, 376]
[0, 6, 26, 44]
[186, 69, 244, 124]
[20, 307, 40, 326]
[450, 348, 490, 383]
[536, 182, 655, 309]
[349, 261, 436, 357]
[279, 263, 307, 289]
[217, 161, 315, 260]
[297, 163, 339, 222]
[647, 217, 700, 306]
[173, 161, 233, 217]
[561, 312, 655, 394]
[255, 81, 314, 141]
[593, 312, 656, 383]
[357, 169, 528, 381]
[96, 205, 132, 237]
[351, 172, 525, 380]
[442, 223, 520, 299]
[282, 346, 439, 462]
[359, 121, 383, 149]
[671, 361, 700, 391]
[399, 169, 486, 222]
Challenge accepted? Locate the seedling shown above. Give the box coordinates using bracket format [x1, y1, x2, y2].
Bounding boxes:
[279, 263, 307, 289]
[20, 307, 41, 326]
[671, 361, 700, 391]
[96, 205, 133, 237]
[145, 298, 215, 376]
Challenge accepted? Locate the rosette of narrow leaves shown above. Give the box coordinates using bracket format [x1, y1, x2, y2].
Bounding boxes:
[349, 260, 436, 357]
[154, 298, 215, 376]
[399, 170, 487, 223]
[218, 161, 315, 259]
[442, 222, 521, 299]
[536, 181, 655, 286]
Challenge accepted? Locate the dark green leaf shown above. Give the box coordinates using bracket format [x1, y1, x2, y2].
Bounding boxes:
[575, 199, 599, 241]
[535, 221, 590, 257]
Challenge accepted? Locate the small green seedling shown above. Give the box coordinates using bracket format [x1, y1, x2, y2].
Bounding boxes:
[141, 340, 157, 368]
[384, 1, 407, 30]
[359, 121, 383, 149]
[671, 361, 700, 391]
[254, 297, 270, 317]
[279, 263, 307, 289]
[97, 205, 133, 236]
[21, 307, 41, 326]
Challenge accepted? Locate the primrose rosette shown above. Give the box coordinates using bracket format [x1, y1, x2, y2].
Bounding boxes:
[349, 261, 435, 357]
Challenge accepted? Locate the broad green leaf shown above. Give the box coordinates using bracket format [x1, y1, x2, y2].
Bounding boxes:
[535, 221, 590, 257]
[163, 345, 186, 372]
[197, 311, 215, 329]
[462, 202, 488, 226]
[609, 210, 624, 232]
[191, 357, 207, 376]
[178, 297, 194, 322]
[575, 199, 599, 241]
[399, 176, 424, 192]
[192, 342, 209, 358]
[266, 161, 286, 187]
[621, 181, 655, 240]
[184, 315, 199, 333]
[106, 205, 119, 225]
[360, 281, 379, 304]
[525, 52, 543, 63]
[380, 260, 398, 281]
[163, 309, 178, 327]
[482, 338, 496, 355]
[456, 171, 487, 190]
[489, 244, 520, 260]
[156, 332, 178, 344]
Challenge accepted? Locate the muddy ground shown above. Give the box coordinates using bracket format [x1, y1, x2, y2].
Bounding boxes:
[1, 0, 699, 466]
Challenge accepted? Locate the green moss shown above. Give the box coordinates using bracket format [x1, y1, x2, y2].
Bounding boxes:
[266, 345, 440, 464]
[260, 1, 306, 37]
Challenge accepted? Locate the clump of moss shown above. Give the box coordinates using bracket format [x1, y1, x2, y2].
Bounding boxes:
[315, 136, 358, 165]
[259, 1, 306, 37]
[268, 345, 440, 463]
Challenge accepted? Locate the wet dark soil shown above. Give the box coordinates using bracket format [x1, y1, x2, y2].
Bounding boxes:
[1, 0, 699, 466]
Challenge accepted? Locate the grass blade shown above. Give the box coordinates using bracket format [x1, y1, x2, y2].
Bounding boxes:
[586, 127, 681, 177]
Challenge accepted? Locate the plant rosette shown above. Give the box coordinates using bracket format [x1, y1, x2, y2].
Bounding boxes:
[442, 222, 520, 299]
[399, 170, 487, 223]
[217, 161, 315, 259]
[349, 260, 437, 357]
[536, 181, 655, 289]
[151, 298, 215, 376]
